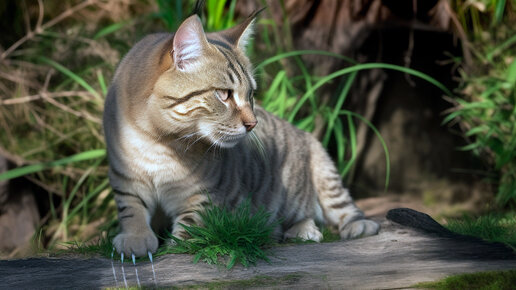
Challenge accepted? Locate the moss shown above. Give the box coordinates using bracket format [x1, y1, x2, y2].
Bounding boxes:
[414, 270, 516, 290]
[173, 273, 305, 289]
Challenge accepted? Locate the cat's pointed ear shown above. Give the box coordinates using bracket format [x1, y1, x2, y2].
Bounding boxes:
[172, 15, 208, 71]
[221, 8, 265, 52]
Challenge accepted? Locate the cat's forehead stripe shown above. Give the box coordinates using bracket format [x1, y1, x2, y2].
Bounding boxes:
[218, 48, 242, 84]
[227, 70, 235, 84]
[164, 89, 210, 109]
[209, 42, 254, 90]
[207, 38, 232, 51]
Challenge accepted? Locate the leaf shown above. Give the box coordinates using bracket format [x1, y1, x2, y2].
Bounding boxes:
[458, 142, 481, 151]
[466, 125, 488, 136]
[492, 0, 506, 26]
[93, 20, 131, 39]
[505, 59, 516, 86]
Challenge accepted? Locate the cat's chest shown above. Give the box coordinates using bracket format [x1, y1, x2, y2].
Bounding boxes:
[121, 126, 196, 186]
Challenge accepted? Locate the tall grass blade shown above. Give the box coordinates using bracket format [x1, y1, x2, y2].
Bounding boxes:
[0, 149, 106, 181]
[256, 50, 356, 70]
[322, 72, 357, 147]
[288, 63, 452, 123]
[38, 56, 102, 101]
[339, 114, 357, 178]
[340, 110, 390, 190]
[93, 21, 132, 39]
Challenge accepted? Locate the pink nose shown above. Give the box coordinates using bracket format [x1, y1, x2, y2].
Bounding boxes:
[244, 121, 257, 132]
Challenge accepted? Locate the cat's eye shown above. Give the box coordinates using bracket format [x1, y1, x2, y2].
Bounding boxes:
[215, 89, 232, 102]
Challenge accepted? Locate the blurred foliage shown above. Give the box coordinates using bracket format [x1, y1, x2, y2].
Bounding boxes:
[445, 0, 516, 205]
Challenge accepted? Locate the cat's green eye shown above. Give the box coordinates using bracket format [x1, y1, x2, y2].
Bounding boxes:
[216, 89, 232, 102]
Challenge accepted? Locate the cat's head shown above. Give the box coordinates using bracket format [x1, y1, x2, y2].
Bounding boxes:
[149, 12, 260, 149]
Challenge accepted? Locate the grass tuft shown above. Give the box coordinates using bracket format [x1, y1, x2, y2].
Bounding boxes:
[445, 213, 516, 248]
[60, 235, 115, 258]
[157, 199, 278, 269]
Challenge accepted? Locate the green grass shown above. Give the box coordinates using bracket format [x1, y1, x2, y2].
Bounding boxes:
[60, 235, 115, 258]
[414, 270, 516, 290]
[157, 199, 277, 269]
[445, 212, 516, 249]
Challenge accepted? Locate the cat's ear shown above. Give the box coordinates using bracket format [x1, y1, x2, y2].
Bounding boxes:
[220, 8, 265, 52]
[172, 15, 208, 71]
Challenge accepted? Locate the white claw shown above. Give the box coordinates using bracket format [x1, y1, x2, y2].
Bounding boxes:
[132, 253, 141, 288]
[120, 252, 128, 289]
[148, 251, 157, 286]
[110, 247, 118, 287]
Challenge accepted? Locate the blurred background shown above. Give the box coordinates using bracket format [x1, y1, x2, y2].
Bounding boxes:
[0, 0, 514, 258]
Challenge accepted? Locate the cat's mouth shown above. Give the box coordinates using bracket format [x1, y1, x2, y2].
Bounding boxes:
[213, 132, 247, 148]
[197, 122, 248, 148]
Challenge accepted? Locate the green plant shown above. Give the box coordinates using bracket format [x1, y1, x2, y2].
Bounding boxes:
[445, 213, 516, 248]
[153, 0, 237, 32]
[61, 234, 116, 258]
[443, 1, 516, 205]
[158, 198, 277, 269]
[257, 51, 452, 188]
[451, 0, 512, 41]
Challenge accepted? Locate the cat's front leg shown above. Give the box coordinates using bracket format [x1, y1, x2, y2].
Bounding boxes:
[113, 190, 158, 257]
[169, 193, 209, 242]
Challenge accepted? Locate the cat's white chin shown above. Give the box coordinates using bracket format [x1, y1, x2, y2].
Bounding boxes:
[214, 134, 246, 148]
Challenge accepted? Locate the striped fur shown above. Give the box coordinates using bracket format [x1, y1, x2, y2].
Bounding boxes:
[103, 14, 379, 257]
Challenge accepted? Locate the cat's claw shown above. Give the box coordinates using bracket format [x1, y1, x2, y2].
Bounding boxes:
[132, 253, 141, 288]
[147, 251, 153, 262]
[120, 252, 128, 288]
[110, 247, 118, 287]
[148, 251, 157, 286]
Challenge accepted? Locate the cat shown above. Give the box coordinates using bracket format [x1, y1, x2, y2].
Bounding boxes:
[103, 11, 380, 257]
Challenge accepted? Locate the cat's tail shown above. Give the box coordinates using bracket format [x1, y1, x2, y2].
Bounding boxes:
[309, 139, 380, 239]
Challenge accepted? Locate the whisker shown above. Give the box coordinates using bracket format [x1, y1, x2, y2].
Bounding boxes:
[247, 131, 267, 161]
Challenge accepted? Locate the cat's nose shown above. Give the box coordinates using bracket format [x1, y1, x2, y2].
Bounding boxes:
[244, 121, 257, 132]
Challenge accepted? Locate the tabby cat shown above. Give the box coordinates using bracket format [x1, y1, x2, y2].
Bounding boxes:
[103, 12, 380, 257]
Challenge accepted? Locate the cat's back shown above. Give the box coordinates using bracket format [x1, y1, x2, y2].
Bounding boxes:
[253, 106, 315, 154]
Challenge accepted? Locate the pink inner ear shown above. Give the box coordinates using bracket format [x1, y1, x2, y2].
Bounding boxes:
[173, 17, 205, 70]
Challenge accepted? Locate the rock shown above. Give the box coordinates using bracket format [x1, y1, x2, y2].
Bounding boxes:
[1, 208, 515, 289]
[0, 156, 40, 257]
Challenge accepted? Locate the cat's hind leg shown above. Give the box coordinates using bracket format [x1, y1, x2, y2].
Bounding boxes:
[283, 218, 323, 242]
[309, 141, 380, 240]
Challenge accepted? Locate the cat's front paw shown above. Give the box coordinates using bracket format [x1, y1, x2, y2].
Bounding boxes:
[284, 219, 323, 242]
[113, 230, 158, 257]
[340, 219, 380, 240]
